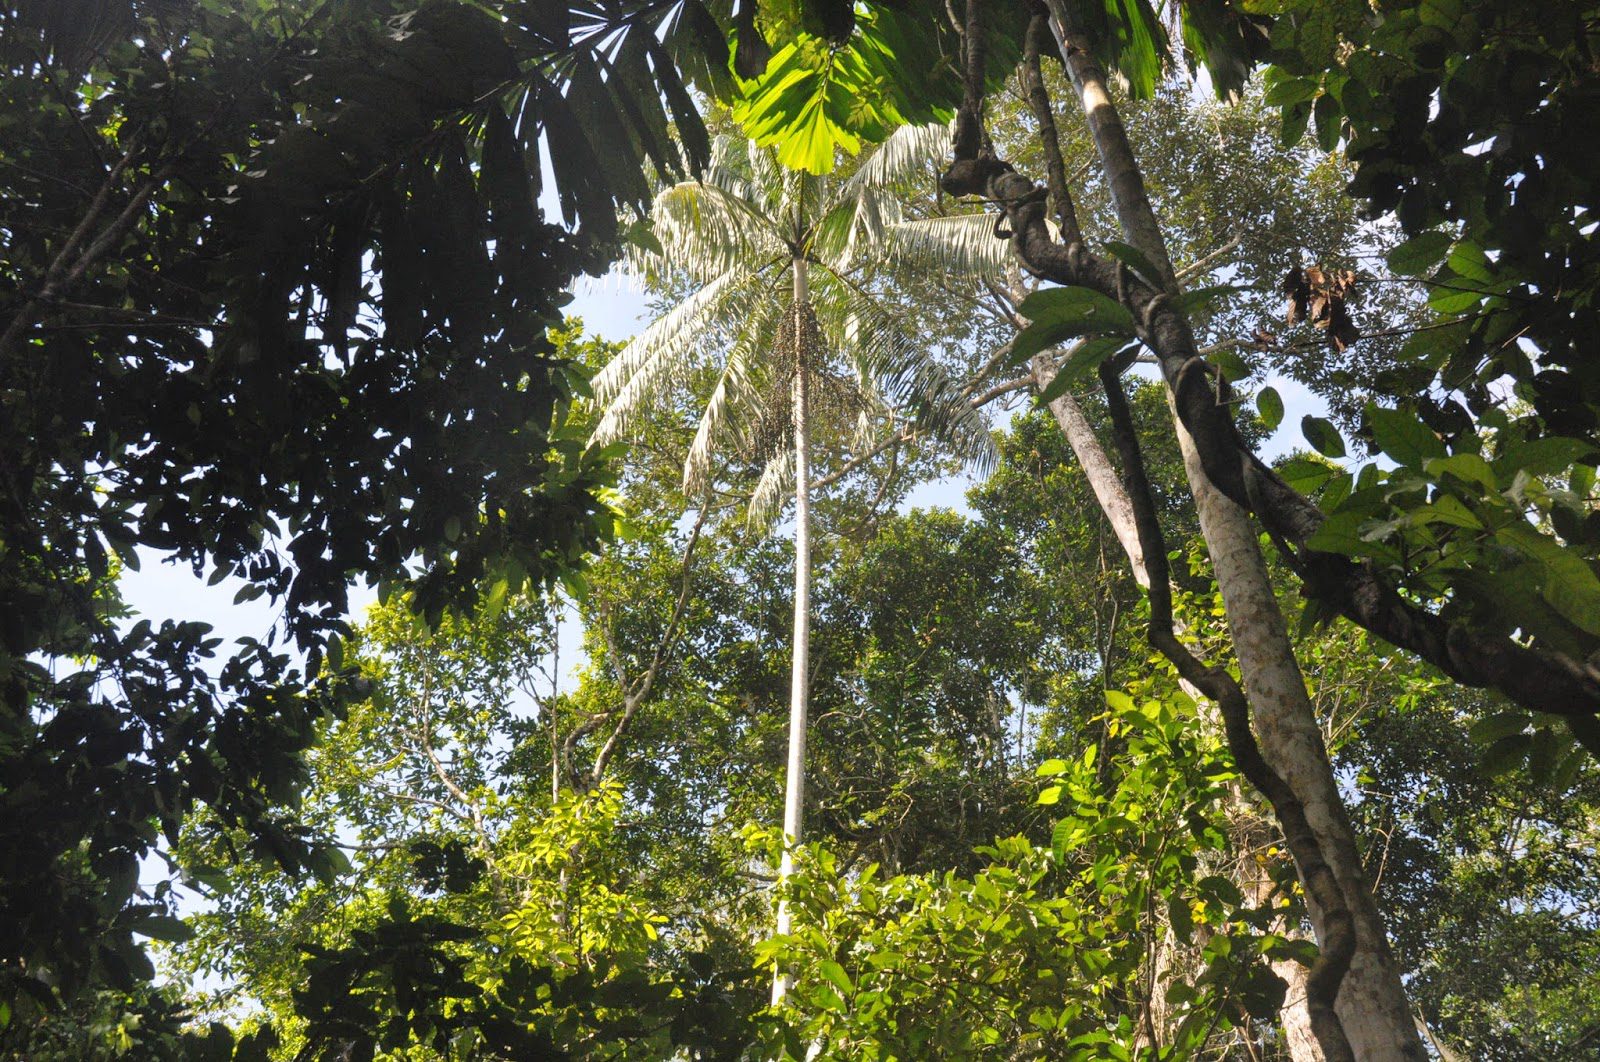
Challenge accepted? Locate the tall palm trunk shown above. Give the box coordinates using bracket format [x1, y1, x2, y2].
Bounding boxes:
[772, 256, 812, 1004]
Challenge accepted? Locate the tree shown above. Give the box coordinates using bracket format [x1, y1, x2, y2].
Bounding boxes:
[1255, 0, 1600, 765]
[588, 129, 991, 998]
[717, 2, 1421, 1056]
[0, 0, 748, 1026]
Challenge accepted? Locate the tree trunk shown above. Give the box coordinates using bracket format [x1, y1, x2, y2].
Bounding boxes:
[1029, 355, 1146, 584]
[1174, 423, 1419, 1059]
[1014, 6, 1424, 1050]
[1028, 356, 1322, 1061]
[772, 257, 813, 1005]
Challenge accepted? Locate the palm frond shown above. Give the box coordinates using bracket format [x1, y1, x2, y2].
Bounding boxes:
[629, 179, 785, 285]
[884, 213, 1014, 279]
[745, 137, 787, 216]
[812, 273, 997, 474]
[842, 122, 951, 196]
[747, 447, 794, 528]
[682, 293, 786, 494]
[812, 186, 908, 272]
[590, 267, 768, 444]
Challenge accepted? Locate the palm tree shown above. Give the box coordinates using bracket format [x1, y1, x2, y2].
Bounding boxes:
[589, 128, 995, 1001]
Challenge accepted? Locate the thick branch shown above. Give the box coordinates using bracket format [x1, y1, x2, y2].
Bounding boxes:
[1099, 362, 1356, 1062]
[935, 21, 1600, 724]
[1021, 11, 1080, 244]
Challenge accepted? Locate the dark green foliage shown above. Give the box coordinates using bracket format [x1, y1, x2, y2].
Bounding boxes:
[1258, 0, 1600, 744]
[0, 0, 747, 1028]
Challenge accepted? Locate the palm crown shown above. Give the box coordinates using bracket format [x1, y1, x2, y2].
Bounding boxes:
[589, 127, 999, 518]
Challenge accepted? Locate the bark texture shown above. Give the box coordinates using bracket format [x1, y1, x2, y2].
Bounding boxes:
[1029, 355, 1324, 1061]
[1176, 421, 1418, 1060]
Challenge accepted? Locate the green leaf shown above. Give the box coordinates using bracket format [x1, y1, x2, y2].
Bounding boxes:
[818, 960, 853, 998]
[1480, 733, 1531, 777]
[1103, 241, 1165, 287]
[1386, 231, 1451, 276]
[1167, 896, 1195, 943]
[1365, 405, 1446, 465]
[1209, 348, 1250, 383]
[1277, 455, 1337, 494]
[1540, 552, 1600, 637]
[1447, 239, 1493, 283]
[1469, 712, 1530, 746]
[1301, 415, 1346, 458]
[1012, 289, 1137, 365]
[1257, 386, 1284, 430]
[1017, 286, 1137, 337]
[1104, 689, 1135, 713]
[131, 915, 194, 943]
[812, 983, 848, 1013]
[1313, 91, 1342, 152]
[1425, 453, 1495, 492]
[1263, 76, 1318, 106]
[1036, 758, 1069, 777]
[1051, 817, 1081, 860]
[1279, 99, 1312, 147]
[1427, 280, 1486, 315]
[1305, 511, 1371, 555]
[1037, 785, 1064, 806]
[1035, 337, 1135, 404]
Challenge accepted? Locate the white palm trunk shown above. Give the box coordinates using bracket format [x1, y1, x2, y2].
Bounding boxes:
[772, 256, 812, 1005]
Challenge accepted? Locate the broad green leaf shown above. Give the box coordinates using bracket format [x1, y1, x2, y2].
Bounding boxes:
[1012, 288, 1137, 363]
[1104, 689, 1135, 713]
[131, 915, 194, 943]
[1447, 239, 1493, 283]
[1365, 405, 1446, 465]
[1017, 286, 1137, 334]
[1035, 337, 1135, 404]
[1386, 230, 1451, 276]
[1540, 551, 1600, 637]
[1263, 76, 1318, 105]
[1257, 386, 1284, 430]
[1425, 453, 1495, 492]
[1481, 733, 1531, 777]
[1279, 98, 1312, 146]
[1469, 711, 1529, 746]
[1209, 348, 1249, 383]
[812, 983, 848, 1013]
[1414, 495, 1481, 530]
[819, 960, 853, 998]
[1301, 415, 1345, 458]
[1428, 280, 1486, 315]
[1103, 240, 1165, 287]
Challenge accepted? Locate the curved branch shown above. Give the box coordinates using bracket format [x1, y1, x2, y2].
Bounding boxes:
[935, 20, 1600, 725]
[1099, 362, 1356, 1062]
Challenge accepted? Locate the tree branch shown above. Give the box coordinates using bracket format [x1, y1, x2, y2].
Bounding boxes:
[1021, 10, 1081, 244]
[585, 503, 710, 786]
[1098, 360, 1356, 1062]
[935, 5, 1600, 725]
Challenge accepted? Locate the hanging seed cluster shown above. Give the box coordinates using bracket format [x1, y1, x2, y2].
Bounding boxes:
[738, 297, 871, 465]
